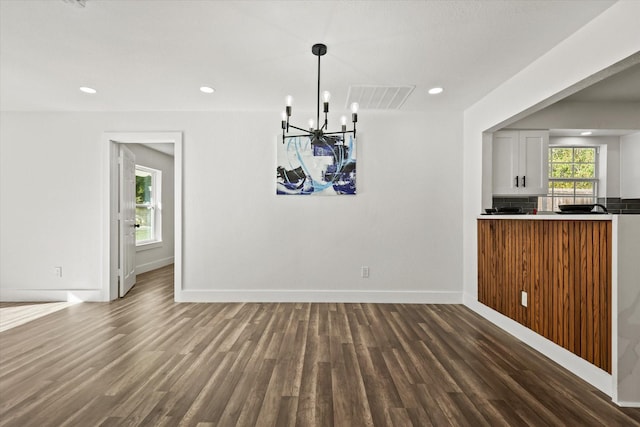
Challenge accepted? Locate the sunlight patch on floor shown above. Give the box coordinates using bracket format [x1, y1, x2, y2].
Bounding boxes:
[0, 302, 77, 332]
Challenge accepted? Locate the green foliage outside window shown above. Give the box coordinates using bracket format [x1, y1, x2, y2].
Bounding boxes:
[136, 174, 152, 204]
[539, 147, 598, 211]
[549, 147, 596, 179]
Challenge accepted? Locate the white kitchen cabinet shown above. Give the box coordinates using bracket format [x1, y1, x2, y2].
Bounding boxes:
[492, 130, 549, 196]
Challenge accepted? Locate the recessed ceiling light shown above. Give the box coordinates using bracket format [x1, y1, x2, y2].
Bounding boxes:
[428, 87, 444, 95]
[79, 86, 97, 94]
[200, 86, 215, 94]
[581, 131, 593, 136]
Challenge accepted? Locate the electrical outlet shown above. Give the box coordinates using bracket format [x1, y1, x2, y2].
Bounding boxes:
[361, 266, 370, 278]
[521, 290, 528, 307]
[54, 266, 63, 278]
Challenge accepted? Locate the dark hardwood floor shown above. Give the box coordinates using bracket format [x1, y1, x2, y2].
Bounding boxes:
[1, 264, 639, 426]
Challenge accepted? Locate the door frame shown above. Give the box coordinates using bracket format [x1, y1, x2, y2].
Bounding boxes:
[102, 131, 183, 301]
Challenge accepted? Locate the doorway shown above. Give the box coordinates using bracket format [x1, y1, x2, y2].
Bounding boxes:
[102, 132, 183, 301]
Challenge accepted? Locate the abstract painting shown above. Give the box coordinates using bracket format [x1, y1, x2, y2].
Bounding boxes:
[276, 134, 356, 195]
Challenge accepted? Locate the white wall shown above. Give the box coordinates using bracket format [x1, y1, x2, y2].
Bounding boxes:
[128, 144, 175, 274]
[463, 1, 640, 401]
[614, 215, 640, 405]
[620, 132, 640, 198]
[0, 110, 463, 303]
[0, 115, 104, 300]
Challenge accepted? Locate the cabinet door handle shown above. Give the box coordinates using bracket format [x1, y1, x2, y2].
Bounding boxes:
[515, 176, 519, 187]
[522, 176, 526, 187]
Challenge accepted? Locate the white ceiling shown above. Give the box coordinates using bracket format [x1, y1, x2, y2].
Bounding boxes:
[0, 0, 617, 113]
[563, 62, 640, 103]
[140, 143, 175, 157]
[549, 129, 637, 137]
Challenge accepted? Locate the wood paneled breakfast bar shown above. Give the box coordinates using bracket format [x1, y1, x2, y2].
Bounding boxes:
[477, 214, 640, 406]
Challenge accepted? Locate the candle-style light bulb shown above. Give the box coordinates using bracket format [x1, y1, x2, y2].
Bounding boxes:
[322, 91, 331, 114]
[340, 115, 347, 132]
[309, 119, 315, 130]
[281, 111, 287, 121]
[285, 95, 292, 117]
[350, 102, 359, 113]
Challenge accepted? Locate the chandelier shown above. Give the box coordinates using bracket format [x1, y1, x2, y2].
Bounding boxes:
[280, 43, 359, 143]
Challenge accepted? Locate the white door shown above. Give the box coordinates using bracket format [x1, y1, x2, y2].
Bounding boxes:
[119, 145, 137, 297]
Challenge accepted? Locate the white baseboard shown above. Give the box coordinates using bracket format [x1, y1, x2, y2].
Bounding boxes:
[614, 401, 640, 408]
[136, 256, 174, 274]
[463, 294, 613, 397]
[176, 289, 463, 304]
[0, 289, 104, 302]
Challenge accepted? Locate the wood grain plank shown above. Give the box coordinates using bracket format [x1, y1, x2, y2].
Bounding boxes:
[572, 221, 581, 355]
[1, 263, 631, 426]
[542, 220, 551, 339]
[566, 221, 574, 353]
[605, 221, 612, 373]
[593, 222, 601, 367]
[578, 222, 593, 358]
[562, 221, 570, 349]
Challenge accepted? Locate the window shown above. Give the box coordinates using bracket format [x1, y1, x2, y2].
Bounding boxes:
[538, 147, 598, 211]
[135, 165, 162, 245]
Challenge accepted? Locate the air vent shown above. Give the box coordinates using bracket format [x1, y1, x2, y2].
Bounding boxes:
[346, 85, 415, 110]
[62, 0, 87, 7]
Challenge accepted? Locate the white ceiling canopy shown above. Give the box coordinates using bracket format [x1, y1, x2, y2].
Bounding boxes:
[0, 0, 617, 112]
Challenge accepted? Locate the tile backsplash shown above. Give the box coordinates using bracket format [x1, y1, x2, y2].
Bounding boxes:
[492, 196, 539, 214]
[491, 197, 640, 214]
[596, 198, 640, 214]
